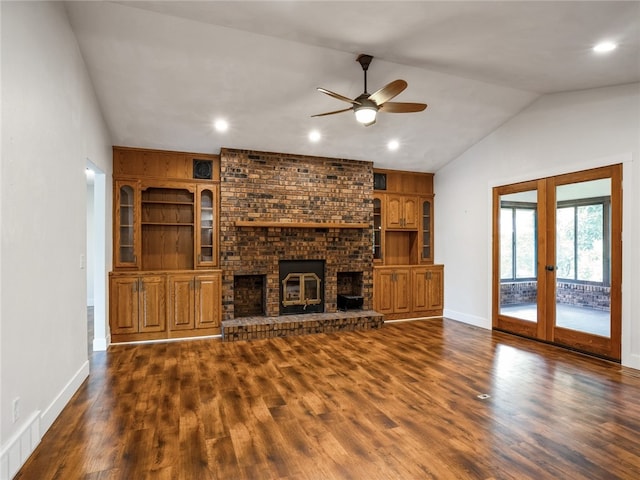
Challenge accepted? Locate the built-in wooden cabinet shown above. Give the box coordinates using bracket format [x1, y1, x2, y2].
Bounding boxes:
[110, 146, 221, 343]
[373, 168, 443, 320]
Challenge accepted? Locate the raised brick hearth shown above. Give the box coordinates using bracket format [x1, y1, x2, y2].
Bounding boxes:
[219, 149, 375, 339]
[222, 310, 383, 342]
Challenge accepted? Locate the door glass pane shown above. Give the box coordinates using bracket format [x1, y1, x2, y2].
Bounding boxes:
[555, 179, 610, 337]
[499, 190, 538, 322]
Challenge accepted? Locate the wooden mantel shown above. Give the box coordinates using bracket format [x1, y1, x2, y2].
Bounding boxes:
[234, 220, 370, 229]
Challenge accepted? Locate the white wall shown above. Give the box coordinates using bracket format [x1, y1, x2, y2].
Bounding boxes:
[435, 82, 640, 369]
[0, 2, 112, 478]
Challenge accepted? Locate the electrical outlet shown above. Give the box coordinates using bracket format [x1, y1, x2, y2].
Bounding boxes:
[12, 397, 20, 422]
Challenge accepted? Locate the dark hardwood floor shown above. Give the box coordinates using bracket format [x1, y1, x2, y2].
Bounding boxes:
[16, 318, 640, 479]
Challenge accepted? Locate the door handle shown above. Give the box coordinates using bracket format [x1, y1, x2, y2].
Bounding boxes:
[545, 265, 556, 271]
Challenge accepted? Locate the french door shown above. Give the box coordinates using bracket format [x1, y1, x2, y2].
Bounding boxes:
[492, 165, 622, 361]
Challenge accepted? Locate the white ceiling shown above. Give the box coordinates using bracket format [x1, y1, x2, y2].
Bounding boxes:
[65, 1, 640, 172]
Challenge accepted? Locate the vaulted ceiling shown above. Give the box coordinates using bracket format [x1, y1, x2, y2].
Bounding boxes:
[66, 1, 640, 172]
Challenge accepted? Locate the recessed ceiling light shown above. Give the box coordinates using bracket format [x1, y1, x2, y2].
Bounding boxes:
[214, 119, 229, 132]
[387, 139, 399, 151]
[308, 130, 321, 142]
[593, 41, 617, 53]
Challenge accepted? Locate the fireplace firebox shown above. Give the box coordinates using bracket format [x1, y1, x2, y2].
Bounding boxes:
[279, 260, 325, 315]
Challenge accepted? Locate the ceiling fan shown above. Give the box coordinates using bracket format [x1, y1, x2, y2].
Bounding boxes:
[312, 54, 427, 127]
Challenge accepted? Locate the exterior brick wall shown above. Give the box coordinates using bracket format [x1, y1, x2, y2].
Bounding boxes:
[500, 281, 610, 311]
[220, 149, 373, 320]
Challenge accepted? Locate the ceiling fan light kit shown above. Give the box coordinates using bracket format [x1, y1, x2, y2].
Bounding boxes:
[312, 54, 427, 127]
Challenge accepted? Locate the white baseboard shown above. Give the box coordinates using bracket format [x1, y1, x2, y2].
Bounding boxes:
[0, 411, 41, 480]
[443, 309, 491, 329]
[1, 360, 90, 479]
[93, 336, 108, 351]
[41, 360, 90, 433]
[625, 353, 640, 370]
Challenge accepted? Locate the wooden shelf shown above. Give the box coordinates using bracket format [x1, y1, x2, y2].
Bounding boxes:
[142, 222, 194, 226]
[235, 220, 370, 229]
[142, 200, 194, 206]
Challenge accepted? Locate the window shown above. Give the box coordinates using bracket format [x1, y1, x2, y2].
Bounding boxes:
[500, 203, 537, 281]
[556, 197, 610, 285]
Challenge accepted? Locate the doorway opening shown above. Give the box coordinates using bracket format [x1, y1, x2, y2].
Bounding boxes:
[86, 160, 107, 352]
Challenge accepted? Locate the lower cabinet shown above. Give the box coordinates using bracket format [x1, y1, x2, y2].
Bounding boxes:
[411, 266, 444, 313]
[110, 274, 167, 335]
[373, 268, 411, 315]
[110, 270, 221, 342]
[168, 273, 221, 334]
[374, 265, 444, 320]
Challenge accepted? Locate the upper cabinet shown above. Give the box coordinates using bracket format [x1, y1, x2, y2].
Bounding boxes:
[373, 169, 443, 319]
[385, 194, 419, 230]
[112, 147, 220, 271]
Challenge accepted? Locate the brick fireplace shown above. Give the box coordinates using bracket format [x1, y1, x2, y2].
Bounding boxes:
[219, 148, 374, 324]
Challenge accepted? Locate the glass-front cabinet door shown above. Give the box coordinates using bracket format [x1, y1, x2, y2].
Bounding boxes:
[420, 196, 433, 263]
[114, 180, 140, 268]
[373, 196, 383, 263]
[196, 185, 217, 267]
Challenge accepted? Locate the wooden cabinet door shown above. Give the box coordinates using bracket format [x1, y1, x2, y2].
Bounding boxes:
[402, 196, 419, 229]
[374, 268, 411, 314]
[393, 268, 411, 313]
[426, 266, 444, 310]
[195, 273, 221, 330]
[168, 274, 195, 331]
[412, 267, 430, 312]
[374, 269, 396, 314]
[385, 195, 418, 230]
[385, 195, 403, 229]
[110, 276, 139, 334]
[138, 275, 167, 333]
[412, 266, 444, 313]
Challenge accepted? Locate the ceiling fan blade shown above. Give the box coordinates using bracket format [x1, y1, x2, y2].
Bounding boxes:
[379, 102, 427, 113]
[317, 87, 360, 105]
[368, 79, 407, 105]
[311, 107, 353, 118]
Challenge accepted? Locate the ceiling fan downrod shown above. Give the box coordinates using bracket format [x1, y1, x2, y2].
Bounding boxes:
[357, 54, 373, 94]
